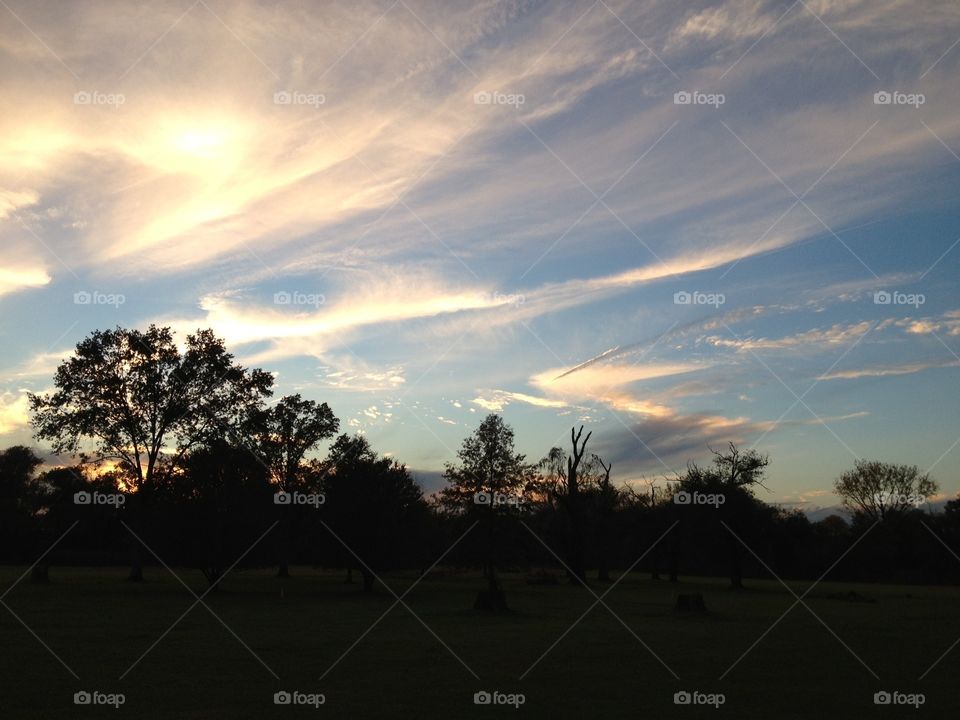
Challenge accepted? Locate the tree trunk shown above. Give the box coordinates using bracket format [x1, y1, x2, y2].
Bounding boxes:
[277, 507, 291, 578]
[565, 426, 591, 586]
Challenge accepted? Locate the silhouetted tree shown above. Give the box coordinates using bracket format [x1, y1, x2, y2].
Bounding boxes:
[677, 443, 770, 589]
[323, 434, 425, 592]
[30, 325, 273, 579]
[440, 414, 532, 611]
[0, 446, 43, 571]
[834, 460, 938, 521]
[593, 455, 616, 582]
[173, 441, 273, 588]
[247, 394, 339, 577]
[564, 426, 591, 585]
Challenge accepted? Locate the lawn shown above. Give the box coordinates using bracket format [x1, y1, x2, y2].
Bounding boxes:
[1, 566, 958, 718]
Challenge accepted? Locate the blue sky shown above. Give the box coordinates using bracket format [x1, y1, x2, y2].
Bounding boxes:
[1, 0, 958, 511]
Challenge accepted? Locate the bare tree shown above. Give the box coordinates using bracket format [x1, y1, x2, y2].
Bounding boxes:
[565, 425, 592, 585]
[594, 455, 614, 582]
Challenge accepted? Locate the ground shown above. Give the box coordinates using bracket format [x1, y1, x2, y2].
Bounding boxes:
[1, 567, 957, 718]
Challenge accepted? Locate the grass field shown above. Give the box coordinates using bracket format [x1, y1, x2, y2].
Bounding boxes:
[1, 566, 958, 718]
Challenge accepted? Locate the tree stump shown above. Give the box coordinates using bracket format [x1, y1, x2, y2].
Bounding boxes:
[675, 593, 707, 613]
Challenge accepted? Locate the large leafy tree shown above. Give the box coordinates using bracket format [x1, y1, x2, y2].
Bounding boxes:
[0, 446, 43, 566]
[440, 413, 533, 610]
[246, 394, 339, 577]
[323, 434, 425, 592]
[676, 443, 770, 589]
[29, 325, 273, 579]
[172, 441, 273, 588]
[247, 394, 339, 491]
[834, 460, 937, 521]
[30, 325, 273, 488]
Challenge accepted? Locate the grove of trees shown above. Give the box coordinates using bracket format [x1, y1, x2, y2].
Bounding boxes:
[1, 325, 957, 607]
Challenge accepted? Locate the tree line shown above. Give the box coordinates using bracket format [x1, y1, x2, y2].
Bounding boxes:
[1, 325, 957, 610]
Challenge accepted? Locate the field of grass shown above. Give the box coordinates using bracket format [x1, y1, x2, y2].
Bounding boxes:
[1, 566, 958, 718]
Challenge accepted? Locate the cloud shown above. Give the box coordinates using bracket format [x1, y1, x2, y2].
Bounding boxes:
[0, 189, 39, 219]
[471, 389, 572, 413]
[0, 264, 50, 297]
[0, 391, 31, 435]
[819, 358, 960, 381]
[4, 0, 957, 291]
[892, 310, 960, 337]
[705, 321, 874, 352]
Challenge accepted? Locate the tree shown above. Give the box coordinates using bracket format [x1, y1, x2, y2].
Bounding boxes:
[247, 394, 339, 577]
[834, 460, 937, 522]
[0, 446, 43, 570]
[323, 434, 425, 592]
[564, 426, 591, 585]
[30, 325, 273, 579]
[439, 414, 532, 611]
[173, 441, 273, 588]
[677, 443, 770, 589]
[594, 455, 616, 582]
[534, 427, 593, 585]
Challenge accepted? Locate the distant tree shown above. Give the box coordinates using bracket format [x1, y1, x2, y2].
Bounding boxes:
[174, 441, 273, 588]
[816, 514, 850, 538]
[29, 464, 129, 582]
[323, 434, 425, 592]
[593, 455, 617, 582]
[0, 446, 43, 569]
[677, 443, 770, 589]
[30, 325, 273, 579]
[834, 460, 938, 521]
[534, 427, 594, 585]
[440, 414, 533, 611]
[247, 394, 339, 577]
[564, 426, 591, 585]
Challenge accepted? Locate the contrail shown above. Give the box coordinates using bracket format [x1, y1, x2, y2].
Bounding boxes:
[552, 306, 773, 381]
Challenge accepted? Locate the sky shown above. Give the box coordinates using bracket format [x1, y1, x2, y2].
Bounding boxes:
[1, 0, 958, 512]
